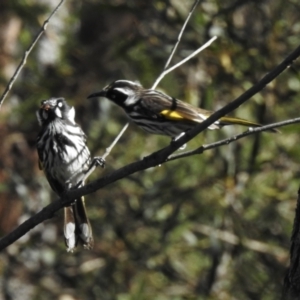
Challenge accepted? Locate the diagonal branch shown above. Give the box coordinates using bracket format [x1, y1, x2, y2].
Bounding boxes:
[0, 0, 65, 109]
[167, 117, 300, 162]
[80, 123, 129, 184]
[163, 0, 201, 71]
[0, 43, 300, 251]
[152, 36, 217, 89]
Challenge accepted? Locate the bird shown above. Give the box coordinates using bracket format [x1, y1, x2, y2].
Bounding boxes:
[87, 80, 273, 140]
[36, 97, 94, 252]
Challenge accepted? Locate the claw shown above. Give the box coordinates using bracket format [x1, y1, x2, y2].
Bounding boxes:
[92, 156, 105, 168]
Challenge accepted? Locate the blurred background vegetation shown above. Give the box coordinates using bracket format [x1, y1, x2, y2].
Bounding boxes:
[0, 0, 300, 299]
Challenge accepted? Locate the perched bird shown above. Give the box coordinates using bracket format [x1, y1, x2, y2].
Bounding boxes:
[36, 97, 93, 252]
[88, 80, 273, 139]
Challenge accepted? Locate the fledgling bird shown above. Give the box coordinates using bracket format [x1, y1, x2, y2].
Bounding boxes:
[36, 97, 93, 252]
[88, 80, 273, 139]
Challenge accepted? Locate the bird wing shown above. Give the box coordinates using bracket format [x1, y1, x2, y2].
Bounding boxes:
[140, 90, 272, 131]
[37, 148, 65, 195]
[140, 91, 220, 129]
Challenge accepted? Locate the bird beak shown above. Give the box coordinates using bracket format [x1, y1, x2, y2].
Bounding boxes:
[87, 90, 107, 99]
[41, 104, 51, 110]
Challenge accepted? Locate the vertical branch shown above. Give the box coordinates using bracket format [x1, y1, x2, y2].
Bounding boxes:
[152, 0, 201, 89]
[283, 188, 300, 299]
[163, 0, 201, 71]
[152, 36, 217, 89]
[0, 0, 66, 109]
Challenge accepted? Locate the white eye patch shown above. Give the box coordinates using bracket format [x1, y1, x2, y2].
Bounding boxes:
[114, 87, 132, 96]
[114, 87, 139, 106]
[115, 80, 141, 87]
[66, 107, 75, 124]
[57, 101, 63, 108]
[54, 107, 62, 118]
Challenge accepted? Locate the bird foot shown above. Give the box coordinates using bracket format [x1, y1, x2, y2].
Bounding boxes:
[91, 156, 105, 168]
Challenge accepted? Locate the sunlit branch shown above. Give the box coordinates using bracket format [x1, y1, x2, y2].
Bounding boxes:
[80, 123, 130, 184]
[152, 36, 217, 89]
[163, 0, 201, 72]
[0, 0, 65, 109]
[167, 117, 300, 162]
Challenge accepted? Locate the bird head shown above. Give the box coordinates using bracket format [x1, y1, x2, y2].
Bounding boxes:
[87, 80, 143, 108]
[36, 97, 75, 126]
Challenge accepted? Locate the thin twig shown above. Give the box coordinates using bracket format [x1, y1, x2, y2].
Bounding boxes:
[0, 0, 65, 109]
[79, 123, 130, 184]
[167, 117, 300, 162]
[102, 122, 129, 160]
[152, 36, 217, 89]
[163, 0, 201, 71]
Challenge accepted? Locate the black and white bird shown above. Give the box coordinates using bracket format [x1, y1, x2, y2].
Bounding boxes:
[36, 97, 93, 252]
[88, 80, 273, 139]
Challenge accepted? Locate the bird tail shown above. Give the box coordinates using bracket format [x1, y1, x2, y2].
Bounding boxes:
[64, 197, 94, 252]
[219, 116, 278, 133]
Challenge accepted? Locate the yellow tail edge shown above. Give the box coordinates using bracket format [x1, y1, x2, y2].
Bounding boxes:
[219, 116, 279, 133]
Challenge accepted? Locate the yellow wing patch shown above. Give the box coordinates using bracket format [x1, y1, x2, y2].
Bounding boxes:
[160, 110, 185, 120]
[160, 109, 203, 123]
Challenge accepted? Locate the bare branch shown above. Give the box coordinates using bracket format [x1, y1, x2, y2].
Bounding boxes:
[0, 199, 63, 251]
[167, 117, 300, 162]
[102, 123, 129, 161]
[0, 0, 65, 109]
[163, 0, 201, 71]
[152, 36, 217, 89]
[80, 123, 130, 184]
